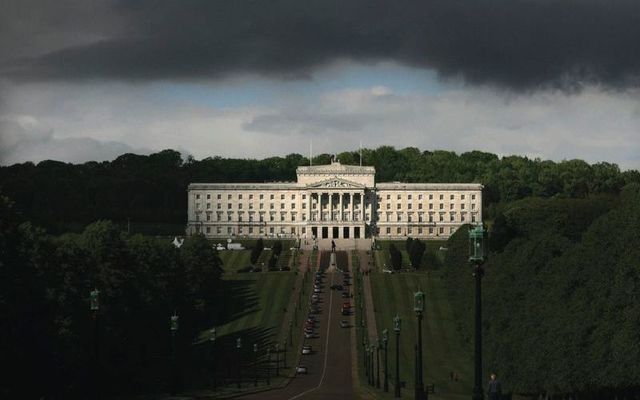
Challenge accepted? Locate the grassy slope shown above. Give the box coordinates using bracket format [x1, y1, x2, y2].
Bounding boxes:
[369, 272, 473, 400]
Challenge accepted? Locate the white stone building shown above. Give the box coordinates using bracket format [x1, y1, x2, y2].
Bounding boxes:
[186, 161, 482, 241]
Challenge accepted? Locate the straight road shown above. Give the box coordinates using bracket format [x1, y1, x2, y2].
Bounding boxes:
[241, 256, 354, 399]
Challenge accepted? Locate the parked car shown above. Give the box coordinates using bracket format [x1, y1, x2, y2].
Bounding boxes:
[302, 345, 312, 355]
[304, 331, 314, 339]
[314, 287, 321, 293]
[296, 365, 308, 374]
[340, 320, 349, 328]
[330, 284, 343, 290]
[341, 291, 350, 298]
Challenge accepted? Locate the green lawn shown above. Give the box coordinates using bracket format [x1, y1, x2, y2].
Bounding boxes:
[369, 272, 473, 400]
[373, 240, 447, 271]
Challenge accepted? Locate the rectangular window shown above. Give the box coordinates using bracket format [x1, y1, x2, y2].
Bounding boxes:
[439, 194, 443, 200]
[239, 194, 243, 200]
[397, 203, 401, 210]
[408, 203, 412, 209]
[471, 203, 476, 210]
[408, 194, 412, 200]
[206, 194, 211, 200]
[280, 203, 285, 209]
[249, 194, 253, 200]
[439, 214, 444, 222]
[196, 194, 200, 200]
[228, 194, 232, 199]
[461, 194, 465, 200]
[206, 203, 211, 209]
[397, 227, 402, 234]
[217, 227, 222, 234]
[429, 227, 434, 234]
[249, 203, 253, 209]
[386, 203, 391, 210]
[461, 204, 465, 210]
[292, 194, 296, 200]
[227, 203, 232, 209]
[450, 194, 454, 200]
[217, 203, 221, 209]
[238, 203, 243, 209]
[429, 194, 433, 200]
[281, 194, 285, 200]
[418, 194, 423, 200]
[206, 213, 211, 221]
[270, 194, 274, 200]
[196, 203, 201, 210]
[291, 203, 295, 209]
[270, 203, 274, 209]
[450, 213, 455, 222]
[439, 203, 444, 210]
[450, 203, 454, 210]
[217, 194, 221, 200]
[260, 194, 264, 200]
[387, 194, 391, 200]
[249, 227, 253, 233]
[302, 203, 307, 209]
[386, 227, 391, 234]
[397, 194, 401, 200]
[302, 194, 306, 200]
[429, 203, 433, 210]
[418, 203, 423, 209]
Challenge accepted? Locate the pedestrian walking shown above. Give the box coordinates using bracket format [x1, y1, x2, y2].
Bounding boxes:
[487, 373, 502, 400]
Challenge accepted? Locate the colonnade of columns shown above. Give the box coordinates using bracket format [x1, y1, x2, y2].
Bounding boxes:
[307, 191, 366, 222]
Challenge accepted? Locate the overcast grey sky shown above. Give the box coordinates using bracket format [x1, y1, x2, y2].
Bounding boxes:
[1, 0, 639, 169]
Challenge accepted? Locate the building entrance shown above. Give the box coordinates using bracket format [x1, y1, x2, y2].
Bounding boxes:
[322, 226, 329, 239]
[354, 227, 360, 239]
[312, 227, 318, 239]
[332, 226, 339, 239]
[343, 227, 350, 239]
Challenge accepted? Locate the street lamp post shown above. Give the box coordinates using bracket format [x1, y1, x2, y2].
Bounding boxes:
[414, 290, 426, 400]
[394, 315, 402, 398]
[253, 343, 258, 387]
[370, 345, 375, 387]
[383, 329, 389, 392]
[275, 343, 280, 376]
[376, 338, 381, 389]
[90, 289, 100, 398]
[469, 225, 486, 400]
[236, 338, 242, 389]
[266, 347, 271, 385]
[210, 328, 217, 391]
[170, 313, 179, 396]
[283, 339, 288, 368]
[289, 320, 293, 344]
[363, 339, 368, 379]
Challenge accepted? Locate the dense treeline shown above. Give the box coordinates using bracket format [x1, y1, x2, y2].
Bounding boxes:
[0, 196, 224, 398]
[1, 147, 638, 233]
[442, 185, 640, 398]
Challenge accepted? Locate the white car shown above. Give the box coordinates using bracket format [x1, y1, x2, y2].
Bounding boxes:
[296, 365, 308, 374]
[302, 345, 312, 354]
[382, 268, 394, 274]
[314, 287, 321, 293]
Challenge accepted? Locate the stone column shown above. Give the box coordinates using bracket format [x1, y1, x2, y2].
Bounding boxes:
[329, 192, 333, 221]
[350, 192, 354, 221]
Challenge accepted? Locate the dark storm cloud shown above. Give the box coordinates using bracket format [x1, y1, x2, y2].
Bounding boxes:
[3, 0, 640, 89]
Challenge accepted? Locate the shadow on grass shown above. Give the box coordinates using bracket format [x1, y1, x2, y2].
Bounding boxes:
[186, 325, 281, 390]
[210, 278, 260, 327]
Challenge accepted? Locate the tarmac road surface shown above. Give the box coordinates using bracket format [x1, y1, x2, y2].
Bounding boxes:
[240, 269, 354, 400]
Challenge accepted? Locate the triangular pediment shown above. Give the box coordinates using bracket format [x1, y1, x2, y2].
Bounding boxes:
[306, 177, 365, 189]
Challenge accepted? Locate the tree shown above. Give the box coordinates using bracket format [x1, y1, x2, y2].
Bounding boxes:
[389, 243, 402, 270]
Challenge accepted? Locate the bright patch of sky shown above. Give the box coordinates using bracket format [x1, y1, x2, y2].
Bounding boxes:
[149, 62, 449, 109]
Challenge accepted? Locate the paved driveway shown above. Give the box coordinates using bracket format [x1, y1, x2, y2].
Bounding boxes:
[240, 270, 354, 400]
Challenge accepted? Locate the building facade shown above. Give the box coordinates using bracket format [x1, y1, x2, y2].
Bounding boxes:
[187, 161, 482, 240]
